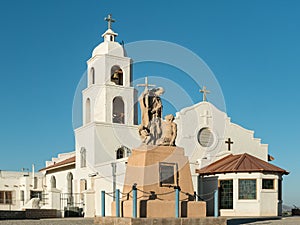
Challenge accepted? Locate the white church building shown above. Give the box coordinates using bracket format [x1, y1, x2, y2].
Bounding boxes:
[37, 15, 289, 217]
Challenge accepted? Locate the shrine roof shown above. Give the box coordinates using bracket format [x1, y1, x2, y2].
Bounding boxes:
[196, 153, 289, 176]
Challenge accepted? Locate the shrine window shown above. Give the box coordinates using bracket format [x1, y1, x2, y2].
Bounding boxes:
[262, 179, 274, 189]
[239, 179, 257, 200]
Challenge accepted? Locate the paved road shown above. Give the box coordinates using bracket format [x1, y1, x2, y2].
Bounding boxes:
[0, 218, 94, 225]
[228, 217, 300, 225]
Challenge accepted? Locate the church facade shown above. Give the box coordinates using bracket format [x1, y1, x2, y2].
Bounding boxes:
[38, 15, 288, 217]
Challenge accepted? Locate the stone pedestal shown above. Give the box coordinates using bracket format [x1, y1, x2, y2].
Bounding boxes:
[47, 188, 61, 210]
[121, 145, 206, 218]
[83, 189, 95, 217]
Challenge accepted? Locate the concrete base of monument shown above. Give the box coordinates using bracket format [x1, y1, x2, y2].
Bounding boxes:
[112, 200, 206, 218]
[94, 217, 227, 225]
[122, 145, 195, 201]
[117, 145, 207, 218]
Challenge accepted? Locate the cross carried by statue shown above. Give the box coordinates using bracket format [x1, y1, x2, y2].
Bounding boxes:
[137, 76, 156, 92]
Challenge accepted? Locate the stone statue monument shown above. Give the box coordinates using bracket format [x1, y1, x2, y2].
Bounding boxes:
[137, 78, 177, 146]
[117, 78, 206, 218]
[160, 114, 177, 146]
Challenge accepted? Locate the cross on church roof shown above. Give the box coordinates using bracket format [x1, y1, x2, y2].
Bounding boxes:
[104, 14, 115, 29]
[200, 110, 212, 125]
[225, 138, 234, 151]
[137, 77, 156, 92]
[200, 86, 210, 102]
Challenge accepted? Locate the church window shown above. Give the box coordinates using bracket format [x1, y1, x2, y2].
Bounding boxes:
[86, 98, 91, 124]
[33, 177, 38, 189]
[116, 147, 125, 159]
[220, 180, 233, 209]
[125, 146, 132, 157]
[80, 147, 86, 168]
[30, 191, 42, 200]
[50, 176, 56, 189]
[80, 179, 87, 201]
[239, 179, 256, 200]
[67, 172, 73, 205]
[0, 191, 12, 204]
[262, 179, 274, 189]
[67, 172, 73, 193]
[111, 65, 123, 85]
[80, 179, 87, 191]
[112, 97, 125, 124]
[198, 128, 214, 147]
[90, 67, 95, 85]
[20, 190, 24, 202]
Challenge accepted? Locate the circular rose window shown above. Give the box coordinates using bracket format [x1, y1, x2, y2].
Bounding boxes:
[198, 128, 215, 147]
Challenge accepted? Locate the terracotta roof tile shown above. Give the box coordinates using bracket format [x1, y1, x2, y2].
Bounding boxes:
[39, 156, 76, 172]
[196, 153, 289, 176]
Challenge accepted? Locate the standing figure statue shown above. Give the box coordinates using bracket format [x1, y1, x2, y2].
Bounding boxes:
[138, 86, 164, 145]
[149, 87, 164, 120]
[159, 114, 177, 146]
[137, 78, 177, 146]
[139, 87, 164, 128]
[148, 116, 162, 145]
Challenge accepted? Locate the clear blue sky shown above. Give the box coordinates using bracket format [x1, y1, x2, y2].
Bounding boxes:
[0, 0, 299, 206]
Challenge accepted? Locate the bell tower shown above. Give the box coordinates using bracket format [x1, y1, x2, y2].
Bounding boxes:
[83, 14, 137, 126]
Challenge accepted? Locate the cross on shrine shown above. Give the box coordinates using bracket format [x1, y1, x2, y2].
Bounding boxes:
[200, 86, 210, 102]
[104, 14, 115, 29]
[137, 77, 156, 92]
[225, 138, 234, 151]
[200, 110, 212, 125]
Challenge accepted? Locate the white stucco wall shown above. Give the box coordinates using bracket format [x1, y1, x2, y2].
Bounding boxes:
[0, 171, 43, 211]
[175, 101, 268, 170]
[75, 122, 140, 167]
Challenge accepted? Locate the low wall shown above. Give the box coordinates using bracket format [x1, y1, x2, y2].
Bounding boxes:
[0, 211, 25, 220]
[95, 217, 227, 225]
[25, 209, 59, 219]
[0, 209, 59, 220]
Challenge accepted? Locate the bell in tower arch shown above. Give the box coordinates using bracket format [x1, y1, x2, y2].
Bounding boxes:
[111, 65, 123, 85]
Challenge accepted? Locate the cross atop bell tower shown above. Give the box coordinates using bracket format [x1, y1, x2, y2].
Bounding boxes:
[102, 14, 118, 42]
[104, 14, 115, 29]
[84, 14, 137, 126]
